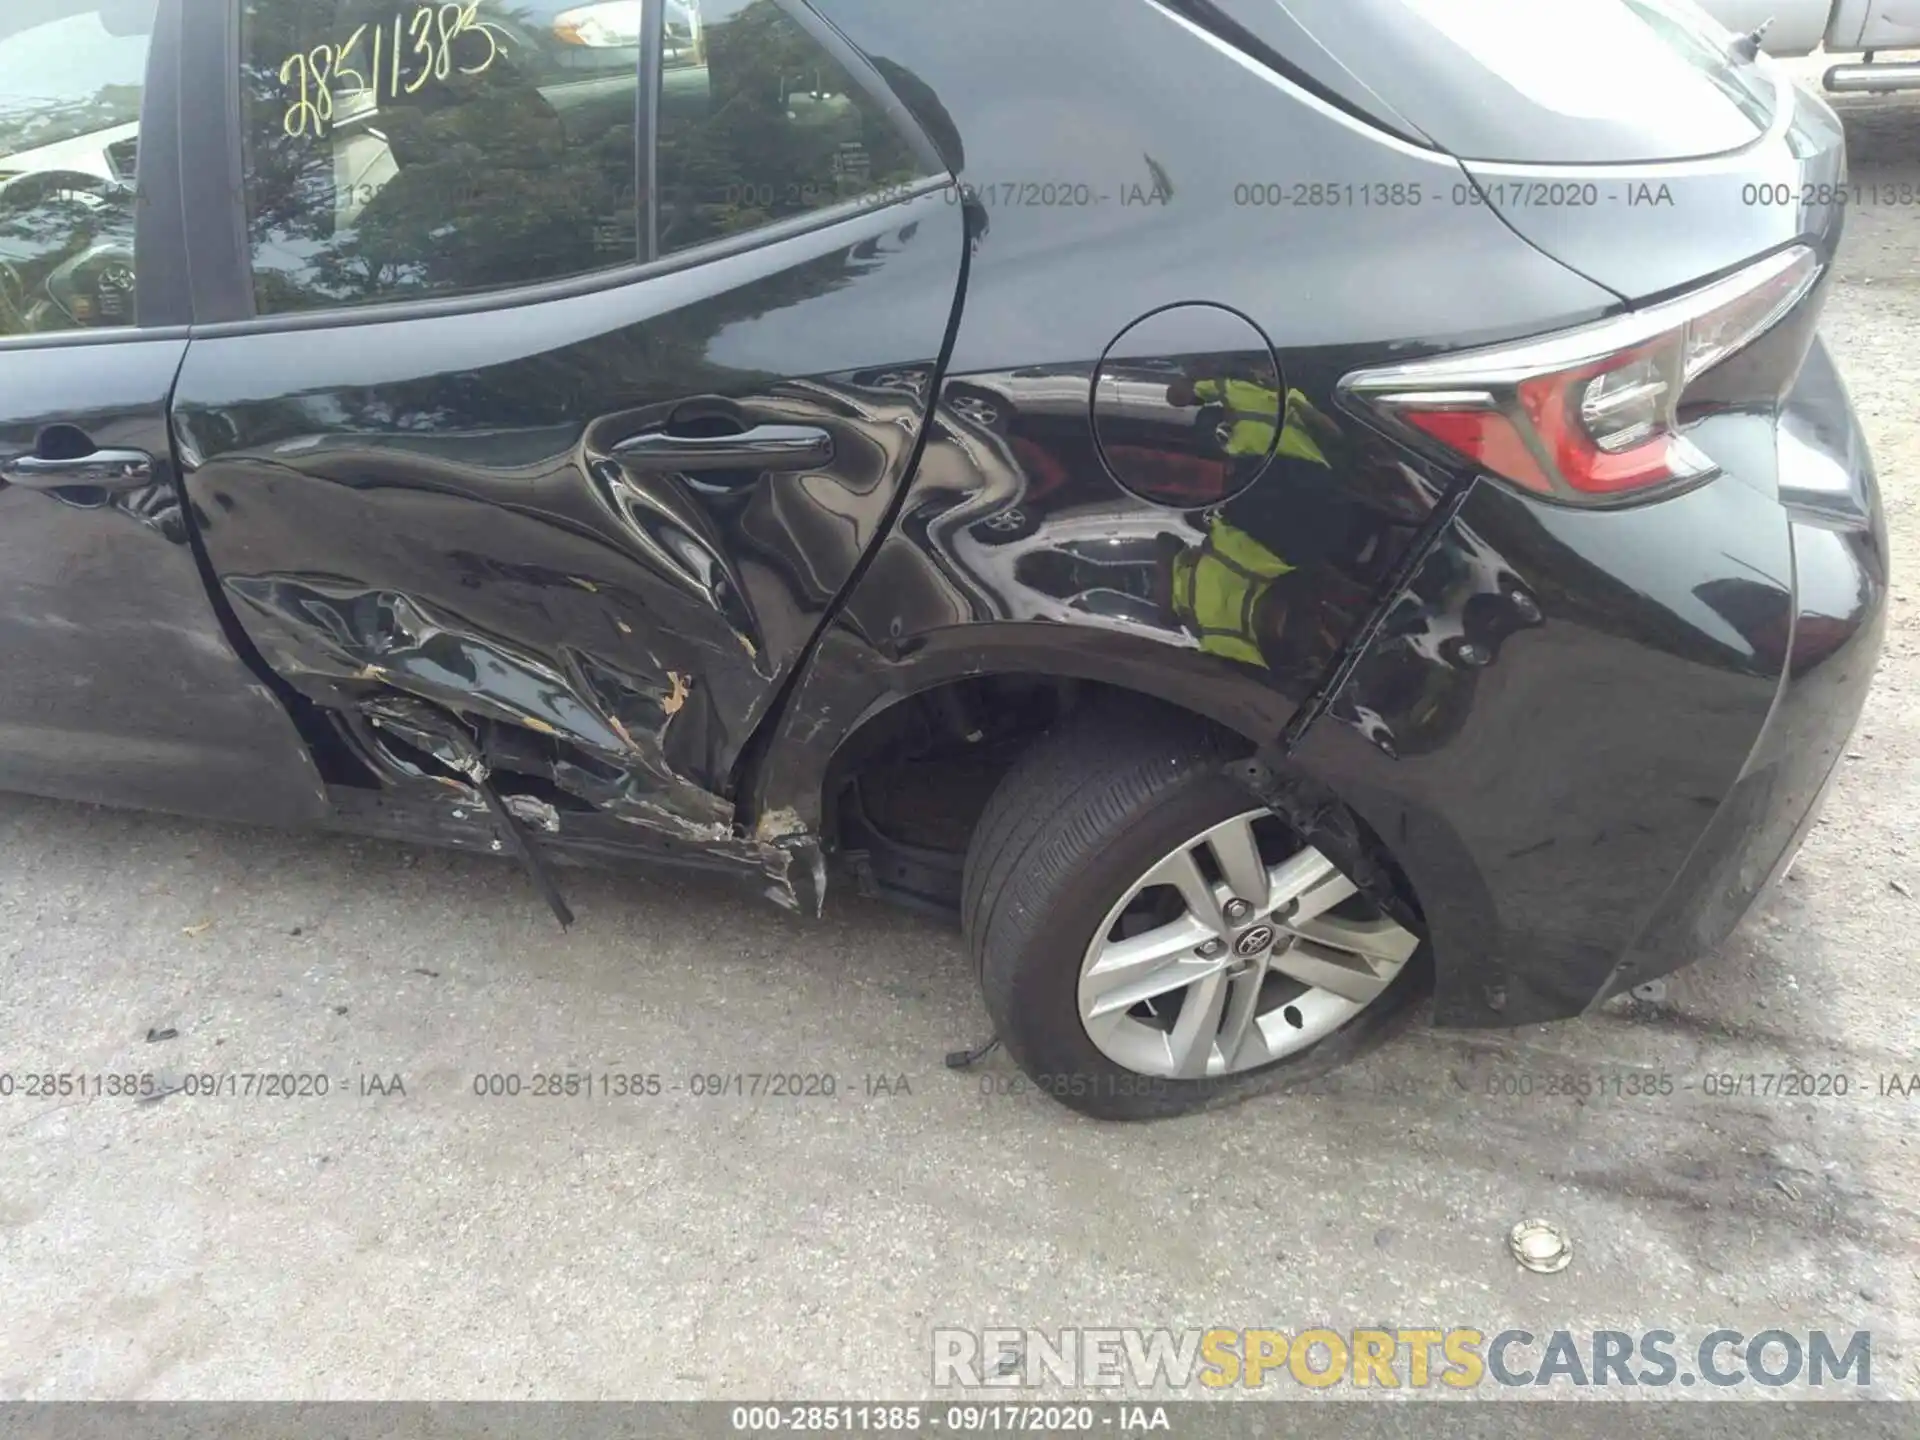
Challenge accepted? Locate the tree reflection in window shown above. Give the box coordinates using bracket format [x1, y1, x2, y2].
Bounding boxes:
[0, 1, 151, 336]
[654, 0, 931, 256]
[241, 0, 642, 314]
[236, 0, 935, 315]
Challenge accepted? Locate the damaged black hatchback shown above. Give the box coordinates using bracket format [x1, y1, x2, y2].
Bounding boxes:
[0, 0, 1887, 1117]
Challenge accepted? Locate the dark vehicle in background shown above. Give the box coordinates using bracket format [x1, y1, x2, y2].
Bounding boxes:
[0, 0, 1886, 1118]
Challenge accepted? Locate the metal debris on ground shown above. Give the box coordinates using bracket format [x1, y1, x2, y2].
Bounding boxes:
[944, 1036, 1001, 1069]
[1509, 1219, 1572, 1274]
[1891, 879, 1913, 899]
[144, 1027, 178, 1043]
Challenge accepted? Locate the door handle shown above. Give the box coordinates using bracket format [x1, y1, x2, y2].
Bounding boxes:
[2, 449, 156, 492]
[613, 424, 834, 473]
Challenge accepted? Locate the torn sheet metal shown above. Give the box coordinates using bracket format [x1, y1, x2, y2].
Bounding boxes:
[225, 574, 737, 834]
[160, 193, 971, 922]
[363, 694, 576, 928]
[220, 572, 828, 913]
[505, 794, 563, 834]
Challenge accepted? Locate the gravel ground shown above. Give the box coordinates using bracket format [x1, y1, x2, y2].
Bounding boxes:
[1, 82, 1916, 1402]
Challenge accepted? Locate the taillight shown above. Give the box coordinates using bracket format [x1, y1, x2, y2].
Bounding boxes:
[1341, 245, 1822, 503]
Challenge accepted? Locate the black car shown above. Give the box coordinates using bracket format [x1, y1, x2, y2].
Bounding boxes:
[0, 0, 1886, 1119]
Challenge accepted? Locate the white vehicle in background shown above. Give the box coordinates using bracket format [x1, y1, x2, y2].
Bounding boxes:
[1696, 0, 1920, 90]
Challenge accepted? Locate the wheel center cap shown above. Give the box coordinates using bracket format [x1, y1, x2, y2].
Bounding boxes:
[1233, 924, 1275, 959]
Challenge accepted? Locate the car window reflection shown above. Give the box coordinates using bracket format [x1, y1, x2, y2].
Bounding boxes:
[241, 0, 645, 315]
[0, 1, 151, 337]
[654, 0, 934, 256]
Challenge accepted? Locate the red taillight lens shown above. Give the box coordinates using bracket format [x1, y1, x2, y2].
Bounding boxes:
[1402, 408, 1554, 494]
[1342, 246, 1822, 504]
[1517, 341, 1705, 496]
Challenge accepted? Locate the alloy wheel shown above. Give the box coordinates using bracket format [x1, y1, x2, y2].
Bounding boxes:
[1076, 810, 1420, 1079]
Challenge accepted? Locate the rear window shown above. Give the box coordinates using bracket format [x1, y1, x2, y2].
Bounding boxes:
[238, 0, 646, 314]
[1267, 0, 1779, 164]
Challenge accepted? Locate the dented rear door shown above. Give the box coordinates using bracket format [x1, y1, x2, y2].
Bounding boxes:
[171, 0, 962, 847]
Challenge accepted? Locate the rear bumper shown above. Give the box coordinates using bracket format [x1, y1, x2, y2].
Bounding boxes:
[1589, 509, 1885, 1008]
[1294, 340, 1888, 1026]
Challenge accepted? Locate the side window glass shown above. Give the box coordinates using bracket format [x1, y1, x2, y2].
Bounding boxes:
[0, 1, 152, 337]
[240, 1, 644, 316]
[655, 0, 936, 257]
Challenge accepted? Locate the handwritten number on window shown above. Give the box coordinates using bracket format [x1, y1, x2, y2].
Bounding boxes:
[331, 24, 370, 96]
[277, 3, 509, 138]
[280, 49, 333, 138]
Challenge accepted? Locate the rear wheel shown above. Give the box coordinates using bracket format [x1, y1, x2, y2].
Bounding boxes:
[963, 704, 1427, 1119]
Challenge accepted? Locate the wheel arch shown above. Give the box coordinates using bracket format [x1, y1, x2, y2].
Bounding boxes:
[740, 621, 1452, 1024]
[739, 622, 1305, 845]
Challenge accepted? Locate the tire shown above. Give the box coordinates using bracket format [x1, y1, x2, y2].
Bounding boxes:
[962, 700, 1430, 1120]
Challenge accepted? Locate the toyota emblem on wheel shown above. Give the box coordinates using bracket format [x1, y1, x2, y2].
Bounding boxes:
[1234, 925, 1275, 958]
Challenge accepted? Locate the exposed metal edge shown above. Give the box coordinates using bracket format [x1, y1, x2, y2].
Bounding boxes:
[1278, 475, 1480, 755]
